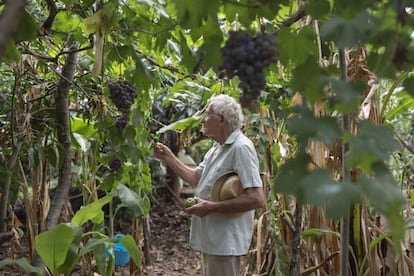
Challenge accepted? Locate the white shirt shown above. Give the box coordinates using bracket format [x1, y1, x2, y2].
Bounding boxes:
[190, 129, 262, 255]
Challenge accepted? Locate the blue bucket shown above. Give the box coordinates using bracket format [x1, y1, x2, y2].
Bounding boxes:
[106, 234, 130, 266]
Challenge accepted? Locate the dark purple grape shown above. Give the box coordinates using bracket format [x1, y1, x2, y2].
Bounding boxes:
[115, 114, 128, 130]
[109, 157, 122, 172]
[217, 30, 279, 108]
[107, 78, 138, 113]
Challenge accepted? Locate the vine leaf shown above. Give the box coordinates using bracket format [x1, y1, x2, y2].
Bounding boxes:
[345, 120, 399, 172]
[298, 169, 361, 219]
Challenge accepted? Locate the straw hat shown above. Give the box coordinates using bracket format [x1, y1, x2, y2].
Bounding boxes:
[210, 172, 247, 219]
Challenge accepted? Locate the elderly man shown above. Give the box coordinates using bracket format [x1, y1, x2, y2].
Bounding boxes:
[154, 94, 265, 276]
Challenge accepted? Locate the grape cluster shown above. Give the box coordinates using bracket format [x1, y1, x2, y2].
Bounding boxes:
[107, 78, 137, 129]
[108, 79, 137, 113]
[218, 30, 278, 108]
[109, 156, 122, 172]
[115, 114, 128, 130]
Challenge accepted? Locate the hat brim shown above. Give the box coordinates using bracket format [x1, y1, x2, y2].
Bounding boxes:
[211, 171, 244, 217]
[211, 171, 238, 201]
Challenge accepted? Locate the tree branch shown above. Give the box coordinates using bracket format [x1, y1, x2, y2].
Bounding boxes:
[42, 0, 58, 30]
[282, 5, 307, 27]
[396, 134, 414, 155]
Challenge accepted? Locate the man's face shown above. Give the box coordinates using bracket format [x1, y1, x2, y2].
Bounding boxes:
[201, 106, 223, 138]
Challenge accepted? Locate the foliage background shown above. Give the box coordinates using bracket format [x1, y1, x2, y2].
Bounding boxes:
[0, 0, 413, 275]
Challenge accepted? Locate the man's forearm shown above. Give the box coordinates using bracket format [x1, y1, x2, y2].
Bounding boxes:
[165, 155, 200, 187]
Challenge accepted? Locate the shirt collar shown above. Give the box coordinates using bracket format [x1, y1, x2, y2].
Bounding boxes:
[223, 129, 242, 145]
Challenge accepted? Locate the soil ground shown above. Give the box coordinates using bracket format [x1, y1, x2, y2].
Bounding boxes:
[0, 185, 201, 276]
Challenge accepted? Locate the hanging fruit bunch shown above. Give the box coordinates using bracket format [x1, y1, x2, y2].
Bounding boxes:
[107, 78, 137, 130]
[218, 28, 279, 110]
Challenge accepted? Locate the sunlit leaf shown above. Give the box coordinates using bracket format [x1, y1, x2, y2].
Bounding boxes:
[83, 10, 103, 34]
[156, 115, 201, 134]
[71, 195, 113, 226]
[71, 117, 97, 138]
[35, 224, 73, 274]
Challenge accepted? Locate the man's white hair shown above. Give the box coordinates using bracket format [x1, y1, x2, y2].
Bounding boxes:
[208, 94, 244, 130]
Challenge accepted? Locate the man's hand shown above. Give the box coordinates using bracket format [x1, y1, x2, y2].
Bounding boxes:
[154, 142, 174, 161]
[185, 197, 216, 217]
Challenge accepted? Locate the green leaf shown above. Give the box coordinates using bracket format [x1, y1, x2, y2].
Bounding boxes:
[402, 75, 414, 98]
[93, 242, 109, 274]
[301, 228, 340, 239]
[14, 10, 39, 42]
[320, 11, 374, 48]
[330, 79, 365, 113]
[179, 31, 198, 72]
[156, 115, 201, 134]
[79, 237, 108, 257]
[120, 234, 141, 267]
[56, 224, 83, 274]
[287, 107, 342, 146]
[359, 170, 405, 216]
[278, 27, 318, 66]
[298, 169, 361, 218]
[131, 49, 155, 91]
[54, 11, 83, 33]
[0, 258, 42, 275]
[346, 120, 400, 171]
[46, 144, 58, 167]
[198, 16, 222, 72]
[173, 0, 220, 29]
[291, 58, 324, 103]
[306, 0, 331, 19]
[35, 224, 74, 274]
[2, 40, 21, 62]
[71, 195, 113, 226]
[359, 171, 405, 252]
[115, 184, 145, 217]
[83, 10, 103, 34]
[385, 91, 414, 121]
[72, 133, 92, 153]
[273, 154, 312, 195]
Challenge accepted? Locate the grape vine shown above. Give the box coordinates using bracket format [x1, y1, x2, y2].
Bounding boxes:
[218, 30, 278, 109]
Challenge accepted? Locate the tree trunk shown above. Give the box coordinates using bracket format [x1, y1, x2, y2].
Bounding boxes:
[45, 46, 78, 230]
[289, 202, 302, 276]
[32, 44, 78, 270]
[339, 48, 351, 276]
